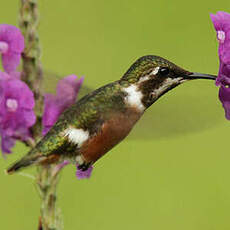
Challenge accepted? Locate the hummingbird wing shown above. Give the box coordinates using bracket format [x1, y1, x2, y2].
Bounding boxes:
[31, 73, 101, 157]
[35, 81, 124, 159]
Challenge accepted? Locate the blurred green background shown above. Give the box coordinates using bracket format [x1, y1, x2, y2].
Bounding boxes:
[1, 0, 230, 229]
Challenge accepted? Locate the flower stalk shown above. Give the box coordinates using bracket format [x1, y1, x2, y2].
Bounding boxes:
[19, 1, 62, 229]
[36, 165, 63, 230]
[19, 0, 43, 139]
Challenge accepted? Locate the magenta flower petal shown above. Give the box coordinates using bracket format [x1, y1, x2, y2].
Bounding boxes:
[0, 131, 15, 154]
[0, 41, 8, 53]
[21, 110, 36, 127]
[210, 12, 230, 69]
[10, 71, 21, 79]
[57, 75, 84, 105]
[0, 24, 24, 73]
[210, 12, 230, 57]
[219, 86, 230, 119]
[4, 77, 35, 109]
[42, 94, 63, 135]
[211, 11, 230, 119]
[0, 71, 36, 154]
[42, 75, 83, 135]
[76, 165, 93, 179]
[210, 12, 230, 34]
[0, 25, 24, 52]
[2, 53, 21, 74]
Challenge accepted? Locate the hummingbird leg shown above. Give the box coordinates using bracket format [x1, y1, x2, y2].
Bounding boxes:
[76, 155, 91, 171]
[77, 162, 91, 171]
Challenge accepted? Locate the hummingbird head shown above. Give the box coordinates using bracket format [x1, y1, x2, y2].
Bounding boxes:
[120, 55, 216, 110]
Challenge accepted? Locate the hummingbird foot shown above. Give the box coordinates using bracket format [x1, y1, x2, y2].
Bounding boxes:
[77, 162, 92, 171]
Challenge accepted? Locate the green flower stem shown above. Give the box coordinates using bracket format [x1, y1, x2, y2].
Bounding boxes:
[37, 165, 63, 230]
[19, 0, 43, 139]
[19, 1, 62, 230]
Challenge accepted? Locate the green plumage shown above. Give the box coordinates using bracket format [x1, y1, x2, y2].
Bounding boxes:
[37, 81, 124, 155]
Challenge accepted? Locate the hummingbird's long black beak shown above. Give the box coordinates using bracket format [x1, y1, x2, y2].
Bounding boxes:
[184, 72, 217, 80]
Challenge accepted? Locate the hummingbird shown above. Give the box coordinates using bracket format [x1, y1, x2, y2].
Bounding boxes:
[6, 55, 216, 174]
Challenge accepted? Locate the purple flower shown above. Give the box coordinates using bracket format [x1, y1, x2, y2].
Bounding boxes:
[42, 75, 84, 135]
[0, 24, 24, 73]
[210, 11, 230, 119]
[219, 86, 230, 119]
[76, 165, 93, 179]
[0, 71, 35, 154]
[0, 131, 15, 154]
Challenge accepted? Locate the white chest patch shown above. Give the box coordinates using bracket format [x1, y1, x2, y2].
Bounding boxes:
[123, 85, 145, 112]
[64, 128, 89, 147]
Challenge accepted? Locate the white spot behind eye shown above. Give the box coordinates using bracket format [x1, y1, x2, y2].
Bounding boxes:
[138, 66, 161, 83]
[151, 66, 160, 75]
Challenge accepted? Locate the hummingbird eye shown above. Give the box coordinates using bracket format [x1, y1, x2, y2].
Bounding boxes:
[159, 67, 170, 76]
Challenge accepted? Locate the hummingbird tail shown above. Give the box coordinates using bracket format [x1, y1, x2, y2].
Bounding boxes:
[6, 150, 45, 175]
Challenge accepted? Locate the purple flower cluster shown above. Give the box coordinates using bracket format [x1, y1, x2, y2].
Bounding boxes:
[0, 71, 36, 153]
[0, 24, 35, 154]
[211, 12, 230, 119]
[0, 24, 91, 179]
